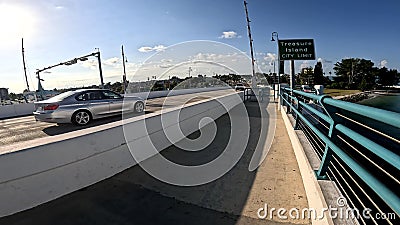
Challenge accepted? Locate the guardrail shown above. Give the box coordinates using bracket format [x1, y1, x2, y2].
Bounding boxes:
[280, 87, 399, 222]
[243, 87, 270, 102]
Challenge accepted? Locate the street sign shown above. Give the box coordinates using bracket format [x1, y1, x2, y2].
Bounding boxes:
[278, 39, 315, 60]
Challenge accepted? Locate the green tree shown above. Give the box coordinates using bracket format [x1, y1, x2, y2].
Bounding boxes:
[359, 78, 368, 91]
[333, 58, 375, 90]
[9, 92, 17, 100]
[313, 61, 324, 85]
[377, 67, 399, 86]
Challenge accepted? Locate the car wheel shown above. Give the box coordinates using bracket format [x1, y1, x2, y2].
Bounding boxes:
[134, 101, 145, 113]
[72, 110, 92, 126]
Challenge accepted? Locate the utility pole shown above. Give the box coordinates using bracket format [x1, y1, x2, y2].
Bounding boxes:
[244, 0, 257, 89]
[95, 49, 104, 88]
[121, 45, 127, 93]
[21, 38, 30, 92]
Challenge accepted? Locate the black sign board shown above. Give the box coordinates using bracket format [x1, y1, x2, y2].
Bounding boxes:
[278, 39, 315, 60]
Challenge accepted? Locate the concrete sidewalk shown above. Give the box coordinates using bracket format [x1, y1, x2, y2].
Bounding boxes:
[0, 101, 310, 225]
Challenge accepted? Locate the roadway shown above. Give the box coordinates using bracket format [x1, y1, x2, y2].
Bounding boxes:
[0, 89, 230, 147]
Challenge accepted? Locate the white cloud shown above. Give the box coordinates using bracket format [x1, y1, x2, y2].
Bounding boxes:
[138, 45, 167, 53]
[263, 53, 277, 62]
[104, 57, 120, 66]
[219, 31, 240, 39]
[300, 60, 310, 69]
[379, 60, 388, 68]
[138, 46, 154, 52]
[161, 59, 173, 63]
[153, 45, 167, 52]
[55, 6, 65, 10]
[190, 52, 246, 64]
[81, 59, 98, 70]
[159, 64, 174, 69]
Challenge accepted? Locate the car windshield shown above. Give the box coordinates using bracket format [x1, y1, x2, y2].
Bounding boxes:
[48, 91, 76, 101]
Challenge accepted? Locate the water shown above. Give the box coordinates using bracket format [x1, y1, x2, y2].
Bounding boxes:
[355, 94, 400, 141]
[358, 94, 400, 113]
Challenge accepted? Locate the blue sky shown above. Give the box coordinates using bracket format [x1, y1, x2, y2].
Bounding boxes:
[1, 0, 399, 93]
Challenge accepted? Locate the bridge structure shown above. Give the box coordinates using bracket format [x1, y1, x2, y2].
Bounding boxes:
[0, 87, 398, 225]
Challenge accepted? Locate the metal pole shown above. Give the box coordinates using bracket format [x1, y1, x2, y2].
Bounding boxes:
[21, 38, 30, 92]
[36, 71, 43, 100]
[96, 51, 104, 88]
[273, 60, 276, 101]
[244, 0, 257, 89]
[121, 45, 127, 93]
[272, 32, 281, 97]
[290, 59, 295, 93]
[276, 35, 280, 85]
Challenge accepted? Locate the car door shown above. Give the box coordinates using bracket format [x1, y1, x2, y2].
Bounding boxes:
[102, 90, 124, 114]
[84, 91, 110, 117]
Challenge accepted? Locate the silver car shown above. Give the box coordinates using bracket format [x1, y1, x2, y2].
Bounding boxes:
[33, 89, 145, 125]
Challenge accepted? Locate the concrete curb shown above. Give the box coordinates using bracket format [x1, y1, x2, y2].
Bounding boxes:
[280, 106, 334, 225]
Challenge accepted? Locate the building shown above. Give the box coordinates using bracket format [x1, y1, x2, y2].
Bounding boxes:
[0, 88, 9, 101]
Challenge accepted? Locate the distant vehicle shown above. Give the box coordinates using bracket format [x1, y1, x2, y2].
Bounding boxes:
[33, 89, 145, 125]
[235, 83, 245, 91]
[301, 85, 313, 93]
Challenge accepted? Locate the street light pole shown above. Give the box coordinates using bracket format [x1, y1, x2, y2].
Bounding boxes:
[121, 45, 127, 92]
[271, 31, 280, 100]
[271, 32, 280, 85]
[21, 38, 30, 92]
[35, 50, 105, 91]
[95, 50, 104, 88]
[244, 0, 257, 89]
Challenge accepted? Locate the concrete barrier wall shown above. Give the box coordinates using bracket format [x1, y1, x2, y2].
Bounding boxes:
[0, 103, 35, 119]
[0, 91, 242, 217]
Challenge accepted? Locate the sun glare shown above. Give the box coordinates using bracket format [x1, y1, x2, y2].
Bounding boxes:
[0, 4, 35, 44]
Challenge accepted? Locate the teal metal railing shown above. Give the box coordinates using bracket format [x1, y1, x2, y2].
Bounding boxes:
[280, 87, 400, 217]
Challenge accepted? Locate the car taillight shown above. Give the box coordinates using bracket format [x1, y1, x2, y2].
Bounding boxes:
[43, 104, 59, 110]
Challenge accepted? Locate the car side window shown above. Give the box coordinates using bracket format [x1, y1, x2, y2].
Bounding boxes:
[76, 91, 103, 101]
[76, 93, 89, 101]
[102, 91, 122, 99]
[89, 91, 103, 100]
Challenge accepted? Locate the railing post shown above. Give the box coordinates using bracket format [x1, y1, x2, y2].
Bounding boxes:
[315, 96, 342, 180]
[293, 95, 301, 130]
[286, 93, 290, 114]
[315, 122, 335, 179]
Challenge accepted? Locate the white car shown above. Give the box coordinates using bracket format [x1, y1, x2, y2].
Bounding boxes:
[235, 83, 245, 91]
[33, 89, 145, 125]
